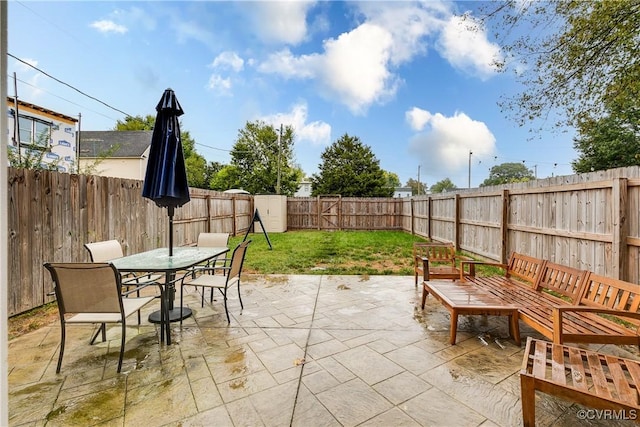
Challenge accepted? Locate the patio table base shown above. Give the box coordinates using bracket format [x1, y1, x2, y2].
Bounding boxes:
[148, 307, 192, 323]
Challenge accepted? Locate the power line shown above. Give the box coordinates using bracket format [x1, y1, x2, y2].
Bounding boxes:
[10, 75, 121, 122]
[8, 52, 132, 117]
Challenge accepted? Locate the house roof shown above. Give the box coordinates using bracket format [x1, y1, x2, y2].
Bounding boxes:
[79, 131, 153, 158]
[6, 97, 78, 124]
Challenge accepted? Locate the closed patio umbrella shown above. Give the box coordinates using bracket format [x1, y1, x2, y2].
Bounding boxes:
[142, 88, 191, 322]
[142, 88, 190, 256]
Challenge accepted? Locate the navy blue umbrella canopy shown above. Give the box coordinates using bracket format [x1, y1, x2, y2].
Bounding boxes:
[142, 88, 190, 255]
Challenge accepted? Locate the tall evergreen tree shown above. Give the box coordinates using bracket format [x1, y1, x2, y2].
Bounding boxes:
[311, 134, 392, 197]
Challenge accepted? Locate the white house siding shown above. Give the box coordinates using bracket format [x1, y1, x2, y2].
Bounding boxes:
[6, 99, 77, 172]
[79, 157, 149, 180]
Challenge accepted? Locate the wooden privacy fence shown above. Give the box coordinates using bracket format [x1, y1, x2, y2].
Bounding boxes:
[288, 196, 405, 230]
[7, 167, 253, 316]
[8, 165, 640, 315]
[287, 167, 640, 284]
[405, 167, 640, 284]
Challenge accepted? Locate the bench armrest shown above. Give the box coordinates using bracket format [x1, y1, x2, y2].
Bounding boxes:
[552, 306, 640, 341]
[459, 261, 508, 281]
[554, 305, 640, 320]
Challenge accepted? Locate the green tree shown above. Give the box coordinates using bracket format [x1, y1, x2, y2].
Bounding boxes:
[383, 171, 401, 190]
[480, 162, 534, 187]
[430, 178, 457, 194]
[572, 93, 640, 173]
[310, 134, 392, 197]
[480, 1, 640, 134]
[114, 115, 156, 131]
[216, 121, 302, 195]
[204, 161, 225, 189]
[210, 165, 241, 191]
[406, 178, 427, 195]
[114, 115, 209, 189]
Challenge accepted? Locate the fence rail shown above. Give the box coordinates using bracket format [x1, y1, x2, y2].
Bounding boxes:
[8, 166, 640, 316]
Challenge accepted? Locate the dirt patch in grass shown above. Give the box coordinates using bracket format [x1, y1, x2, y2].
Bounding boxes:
[9, 303, 59, 340]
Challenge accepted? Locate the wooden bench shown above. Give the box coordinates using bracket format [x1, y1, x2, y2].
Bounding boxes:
[520, 337, 640, 426]
[461, 253, 640, 346]
[414, 242, 469, 287]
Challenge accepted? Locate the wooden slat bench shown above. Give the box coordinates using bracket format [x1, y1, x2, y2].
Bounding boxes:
[520, 337, 640, 426]
[461, 253, 640, 346]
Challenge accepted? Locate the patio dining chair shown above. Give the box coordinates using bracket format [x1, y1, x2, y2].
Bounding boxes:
[85, 239, 163, 285]
[195, 232, 230, 270]
[180, 240, 251, 323]
[84, 239, 161, 322]
[44, 262, 156, 373]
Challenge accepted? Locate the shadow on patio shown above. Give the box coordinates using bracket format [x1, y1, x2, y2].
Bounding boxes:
[8, 275, 640, 426]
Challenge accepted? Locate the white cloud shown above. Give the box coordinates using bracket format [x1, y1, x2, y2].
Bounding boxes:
[407, 108, 496, 175]
[259, 102, 331, 146]
[13, 57, 37, 72]
[258, 49, 318, 79]
[319, 23, 398, 115]
[255, 2, 502, 115]
[11, 58, 45, 99]
[436, 15, 502, 80]
[256, 2, 445, 115]
[206, 74, 232, 95]
[211, 52, 244, 72]
[353, 1, 447, 65]
[406, 107, 433, 131]
[246, 1, 316, 45]
[90, 20, 128, 34]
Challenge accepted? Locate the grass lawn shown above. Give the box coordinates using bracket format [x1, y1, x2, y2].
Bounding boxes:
[229, 230, 428, 275]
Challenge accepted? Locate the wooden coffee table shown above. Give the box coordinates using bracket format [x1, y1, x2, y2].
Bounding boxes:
[422, 280, 521, 345]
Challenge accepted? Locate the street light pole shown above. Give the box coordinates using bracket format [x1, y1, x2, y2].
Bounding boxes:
[468, 150, 472, 188]
[276, 124, 282, 195]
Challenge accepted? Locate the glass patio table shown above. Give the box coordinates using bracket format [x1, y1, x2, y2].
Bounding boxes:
[111, 246, 229, 345]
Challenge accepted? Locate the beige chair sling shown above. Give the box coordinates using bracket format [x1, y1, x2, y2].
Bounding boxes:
[44, 262, 156, 373]
[181, 240, 251, 323]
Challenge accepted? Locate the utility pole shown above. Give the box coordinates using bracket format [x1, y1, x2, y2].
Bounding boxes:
[468, 151, 472, 188]
[275, 124, 283, 195]
[417, 165, 421, 195]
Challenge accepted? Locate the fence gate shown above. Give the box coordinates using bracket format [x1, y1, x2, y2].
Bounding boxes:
[318, 196, 341, 230]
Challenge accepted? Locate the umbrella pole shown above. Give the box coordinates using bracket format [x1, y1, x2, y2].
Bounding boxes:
[168, 206, 174, 256]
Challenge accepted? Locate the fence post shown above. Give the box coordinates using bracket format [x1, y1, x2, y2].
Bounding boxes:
[410, 198, 414, 235]
[454, 194, 461, 251]
[612, 178, 628, 280]
[501, 189, 510, 264]
[205, 195, 211, 233]
[427, 197, 432, 240]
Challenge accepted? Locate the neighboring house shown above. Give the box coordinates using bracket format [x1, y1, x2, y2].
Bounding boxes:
[78, 130, 153, 180]
[294, 179, 312, 197]
[6, 97, 78, 172]
[393, 187, 413, 198]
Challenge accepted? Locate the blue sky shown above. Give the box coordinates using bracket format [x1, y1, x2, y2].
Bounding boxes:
[8, 1, 578, 188]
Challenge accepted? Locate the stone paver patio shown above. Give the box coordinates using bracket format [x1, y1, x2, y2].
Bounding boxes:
[8, 274, 640, 426]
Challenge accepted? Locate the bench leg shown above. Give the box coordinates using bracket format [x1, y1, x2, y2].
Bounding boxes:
[509, 314, 521, 346]
[449, 311, 458, 345]
[520, 374, 536, 427]
[421, 283, 429, 309]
